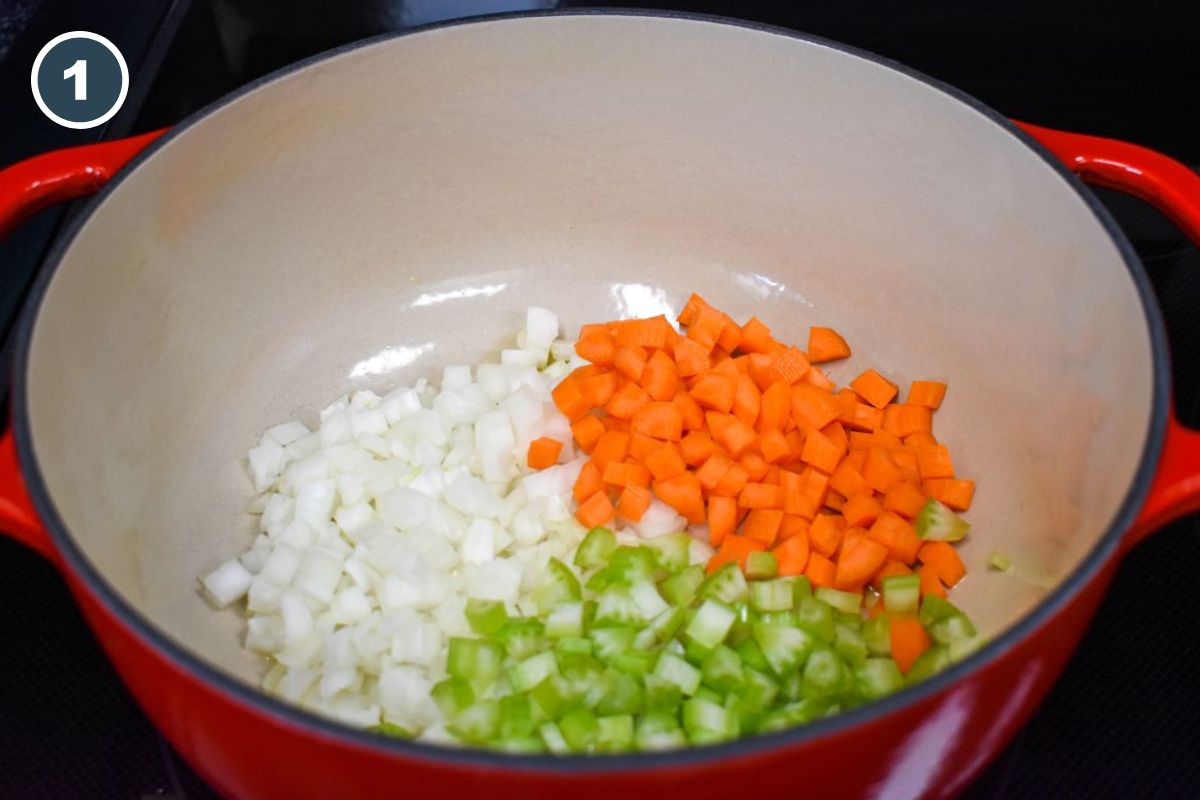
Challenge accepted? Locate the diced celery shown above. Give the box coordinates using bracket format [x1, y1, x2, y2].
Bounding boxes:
[368, 722, 414, 738]
[948, 634, 986, 662]
[855, 657, 904, 700]
[686, 599, 737, 650]
[653, 652, 702, 696]
[613, 649, 659, 676]
[606, 546, 659, 585]
[647, 606, 687, 644]
[683, 636, 713, 666]
[915, 498, 970, 542]
[538, 721, 571, 754]
[447, 637, 505, 692]
[528, 674, 574, 719]
[790, 575, 814, 603]
[496, 618, 546, 660]
[643, 674, 683, 712]
[509, 650, 559, 693]
[735, 638, 771, 673]
[930, 614, 977, 646]
[595, 668, 644, 716]
[863, 615, 891, 656]
[448, 700, 501, 744]
[881, 574, 920, 616]
[659, 564, 705, 607]
[596, 714, 636, 752]
[735, 667, 779, 713]
[988, 550, 1013, 572]
[745, 551, 779, 580]
[545, 601, 585, 639]
[636, 710, 687, 751]
[702, 644, 745, 693]
[574, 526, 618, 570]
[753, 622, 815, 675]
[561, 659, 605, 699]
[801, 645, 848, 698]
[499, 693, 535, 738]
[585, 568, 612, 593]
[795, 596, 835, 643]
[590, 625, 636, 663]
[554, 636, 594, 668]
[726, 603, 756, 647]
[534, 557, 583, 613]
[693, 686, 723, 704]
[814, 587, 860, 615]
[464, 598, 508, 635]
[777, 667, 803, 701]
[629, 579, 670, 620]
[558, 707, 600, 752]
[758, 610, 798, 627]
[701, 562, 750, 604]
[495, 735, 544, 754]
[919, 594, 964, 626]
[834, 622, 868, 666]
[594, 585, 646, 627]
[758, 698, 827, 731]
[751, 579, 794, 612]
[430, 676, 474, 720]
[904, 644, 951, 685]
[682, 697, 736, 742]
[644, 532, 692, 573]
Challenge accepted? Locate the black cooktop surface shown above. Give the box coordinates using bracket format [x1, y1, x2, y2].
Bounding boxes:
[1, 1, 1198, 797]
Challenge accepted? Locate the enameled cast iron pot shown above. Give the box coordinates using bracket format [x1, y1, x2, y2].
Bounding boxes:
[2, 12, 1199, 800]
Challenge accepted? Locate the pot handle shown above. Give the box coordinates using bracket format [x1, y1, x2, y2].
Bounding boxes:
[0, 130, 165, 561]
[1016, 122, 1200, 550]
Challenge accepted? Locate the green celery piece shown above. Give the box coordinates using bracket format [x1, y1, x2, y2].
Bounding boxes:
[664, 638, 686, 657]
[758, 698, 828, 732]
[757, 610, 798, 627]
[558, 707, 600, 752]
[653, 652, 702, 696]
[725, 603, 756, 647]
[801, 644, 848, 698]
[545, 601, 585, 639]
[447, 700, 501, 745]
[561, 658, 605, 700]
[590, 625, 636, 663]
[882, 574, 921, 616]
[629, 579, 671, 621]
[538, 721, 572, 754]
[795, 596, 836, 643]
[948, 634, 986, 662]
[701, 644, 745, 693]
[464, 599, 508, 635]
[648, 605, 687, 644]
[836, 609, 863, 630]
[659, 564, 705, 607]
[496, 618, 546, 660]
[753, 621, 815, 676]
[915, 497, 970, 541]
[751, 579, 795, 612]
[368, 721, 414, 739]
[595, 668, 644, 716]
[447, 637, 505, 693]
[701, 562, 750, 604]
[430, 677, 474, 720]
[509, 651, 559, 693]
[745, 550, 779, 580]
[790, 575, 814, 604]
[555, 636, 594, 669]
[777, 667, 803, 701]
[594, 585, 646, 627]
[930, 614, 978, 646]
[595, 714, 636, 752]
[585, 567, 613, 594]
[693, 686, 723, 704]
[904, 644, 951, 685]
[816, 587, 862, 615]
[834, 622, 869, 666]
[863, 615, 891, 656]
[988, 550, 1013, 572]
[644, 532, 692, 573]
[613, 649, 659, 676]
[682, 697, 736, 741]
[735, 638, 771, 673]
[918, 594, 963, 626]
[683, 636, 714, 665]
[686, 599, 737, 650]
[575, 526, 618, 570]
[636, 710, 688, 751]
[495, 735, 545, 754]
[606, 546, 659, 585]
[528, 674, 574, 720]
[534, 558, 582, 614]
[499, 693, 536, 738]
[643, 674, 683, 712]
[855, 657, 904, 700]
[735, 667, 779, 713]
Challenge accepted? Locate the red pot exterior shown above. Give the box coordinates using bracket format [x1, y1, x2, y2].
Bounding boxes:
[67, 558, 1114, 800]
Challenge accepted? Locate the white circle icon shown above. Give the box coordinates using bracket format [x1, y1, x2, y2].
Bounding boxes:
[31, 31, 129, 130]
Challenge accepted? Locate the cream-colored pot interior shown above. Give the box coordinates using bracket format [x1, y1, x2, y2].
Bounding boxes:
[26, 16, 1151, 688]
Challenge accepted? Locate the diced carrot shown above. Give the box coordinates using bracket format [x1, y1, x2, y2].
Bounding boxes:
[849, 402, 885, 433]
[805, 552, 836, 589]
[573, 460, 604, 504]
[824, 490, 846, 512]
[708, 495, 738, 547]
[904, 431, 938, 448]
[820, 420, 848, 457]
[551, 377, 590, 422]
[614, 315, 672, 350]
[578, 370, 619, 407]
[908, 380, 947, 410]
[716, 314, 742, 353]
[779, 514, 810, 542]
[764, 465, 782, 485]
[690, 373, 736, 412]
[867, 600, 886, 619]
[709, 535, 767, 573]
[835, 389, 858, 427]
[605, 381, 651, 420]
[575, 327, 615, 365]
[570, 362, 609, 381]
[915, 444, 955, 480]
[654, 471, 704, 515]
[922, 478, 976, 511]
[710, 357, 739, 379]
[673, 337, 711, 377]
[758, 429, 791, 464]
[871, 429, 902, 448]
[732, 375, 761, 427]
[740, 317, 775, 353]
[671, 388, 703, 432]
[757, 380, 792, 433]
[590, 430, 630, 471]
[738, 451, 769, 482]
[613, 345, 647, 381]
[889, 618, 932, 673]
[676, 292, 712, 327]
[883, 481, 928, 519]
[807, 327, 852, 363]
[784, 430, 807, 464]
[793, 466, 831, 518]
[631, 401, 684, 441]
[867, 511, 922, 565]
[713, 463, 750, 498]
[804, 366, 837, 391]
[848, 431, 874, 451]
[681, 430, 716, 466]
[767, 346, 811, 385]
[918, 563, 947, 599]
[628, 432, 659, 462]
[835, 529, 889, 590]
[747, 352, 779, 391]
[527, 437, 563, 469]
[870, 559, 913, 591]
[617, 484, 652, 522]
[808, 514, 845, 558]
[829, 460, 870, 499]
[844, 448, 867, 473]
[570, 416, 606, 454]
[890, 446, 922, 486]
[791, 384, 841, 431]
[882, 404, 933, 438]
[602, 459, 652, 489]
[714, 418, 755, 459]
[743, 509, 784, 546]
[688, 307, 728, 350]
[602, 415, 630, 433]
[862, 446, 904, 493]
[696, 454, 734, 491]
[773, 532, 810, 576]
[641, 349, 678, 402]
[842, 493, 884, 528]
[850, 369, 899, 410]
[643, 440, 686, 481]
[739, 482, 783, 510]
[575, 490, 615, 529]
[918, 541, 966, 586]
[800, 428, 842, 474]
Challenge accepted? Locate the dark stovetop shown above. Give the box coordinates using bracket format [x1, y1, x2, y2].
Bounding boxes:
[1, 2, 1199, 798]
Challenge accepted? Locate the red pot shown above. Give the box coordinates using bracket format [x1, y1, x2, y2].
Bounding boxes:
[2, 13, 1198, 800]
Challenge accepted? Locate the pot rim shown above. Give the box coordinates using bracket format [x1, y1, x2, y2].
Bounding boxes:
[9, 8, 1170, 774]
